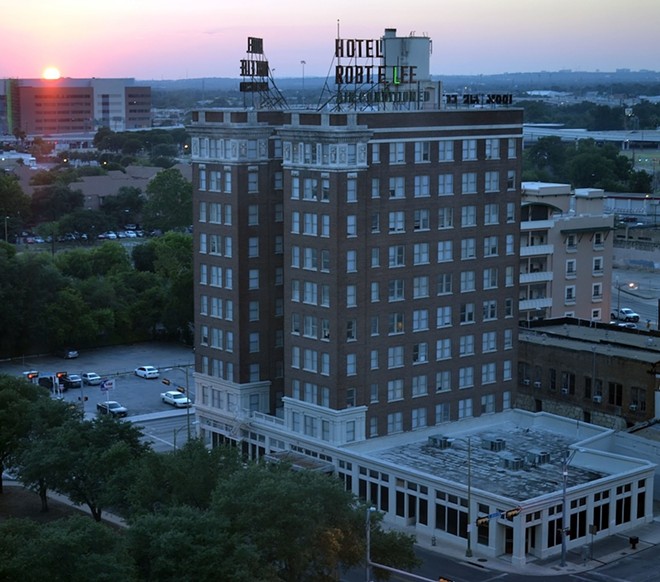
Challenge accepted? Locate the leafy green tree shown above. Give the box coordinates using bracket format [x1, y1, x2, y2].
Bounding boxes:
[99, 185, 144, 228]
[126, 440, 243, 518]
[0, 515, 134, 581]
[142, 168, 192, 232]
[0, 375, 50, 494]
[212, 463, 418, 581]
[89, 241, 131, 276]
[0, 173, 32, 228]
[13, 398, 82, 511]
[44, 287, 100, 348]
[127, 507, 271, 582]
[31, 183, 84, 223]
[43, 415, 150, 521]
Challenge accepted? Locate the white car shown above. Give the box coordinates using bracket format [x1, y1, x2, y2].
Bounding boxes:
[135, 366, 159, 379]
[82, 372, 102, 386]
[161, 390, 192, 408]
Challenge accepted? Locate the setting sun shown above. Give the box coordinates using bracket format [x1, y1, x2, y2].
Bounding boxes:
[42, 66, 61, 80]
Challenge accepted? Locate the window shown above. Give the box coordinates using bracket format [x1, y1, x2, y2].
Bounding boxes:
[346, 178, 357, 203]
[387, 412, 403, 434]
[370, 349, 378, 369]
[504, 298, 514, 318]
[594, 232, 605, 249]
[304, 315, 318, 338]
[387, 346, 404, 368]
[459, 334, 475, 356]
[481, 393, 495, 413]
[371, 281, 380, 302]
[508, 138, 516, 159]
[249, 269, 260, 289]
[503, 360, 512, 381]
[566, 259, 576, 277]
[303, 247, 318, 270]
[438, 207, 453, 229]
[304, 281, 318, 304]
[372, 143, 380, 163]
[413, 342, 428, 363]
[371, 247, 380, 268]
[461, 205, 477, 227]
[389, 142, 405, 164]
[414, 141, 430, 162]
[592, 282, 603, 300]
[485, 171, 499, 192]
[505, 266, 514, 287]
[437, 273, 452, 295]
[388, 312, 405, 334]
[482, 363, 496, 385]
[437, 305, 452, 327]
[371, 178, 380, 198]
[387, 379, 404, 401]
[436, 371, 451, 393]
[346, 250, 357, 272]
[438, 240, 453, 262]
[483, 299, 497, 320]
[389, 176, 405, 198]
[370, 316, 379, 336]
[461, 172, 477, 194]
[436, 338, 451, 360]
[413, 243, 429, 265]
[507, 170, 516, 190]
[414, 209, 430, 231]
[346, 354, 357, 376]
[483, 267, 498, 289]
[346, 319, 357, 341]
[414, 175, 430, 197]
[565, 286, 576, 303]
[389, 211, 406, 233]
[485, 138, 500, 160]
[413, 276, 429, 298]
[460, 303, 475, 324]
[388, 245, 405, 267]
[484, 203, 499, 225]
[412, 309, 429, 331]
[459, 367, 474, 389]
[346, 284, 357, 307]
[504, 328, 513, 349]
[484, 235, 498, 257]
[248, 236, 259, 258]
[388, 279, 405, 302]
[593, 257, 603, 274]
[460, 270, 476, 292]
[249, 332, 260, 353]
[506, 202, 516, 223]
[303, 213, 318, 236]
[346, 215, 357, 237]
[482, 331, 496, 352]
[462, 139, 477, 161]
[438, 174, 454, 196]
[506, 234, 515, 255]
[249, 301, 260, 321]
[438, 140, 454, 161]
[248, 171, 258, 192]
[412, 375, 428, 396]
[412, 407, 427, 429]
[244, 204, 259, 227]
[461, 238, 476, 260]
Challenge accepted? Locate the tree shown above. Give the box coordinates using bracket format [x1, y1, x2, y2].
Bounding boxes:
[13, 398, 82, 511]
[0, 173, 32, 228]
[212, 463, 418, 581]
[42, 415, 150, 521]
[0, 376, 50, 494]
[142, 168, 192, 232]
[0, 515, 134, 581]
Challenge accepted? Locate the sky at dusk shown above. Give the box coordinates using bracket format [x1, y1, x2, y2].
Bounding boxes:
[2, 0, 659, 81]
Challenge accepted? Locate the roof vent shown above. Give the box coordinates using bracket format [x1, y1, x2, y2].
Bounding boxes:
[526, 450, 551, 466]
[428, 435, 450, 450]
[501, 454, 525, 471]
[482, 436, 506, 452]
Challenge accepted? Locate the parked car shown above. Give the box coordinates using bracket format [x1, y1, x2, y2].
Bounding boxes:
[82, 372, 102, 386]
[161, 390, 192, 408]
[617, 321, 638, 329]
[56, 347, 79, 359]
[610, 307, 640, 322]
[61, 374, 82, 389]
[135, 366, 159, 379]
[96, 401, 128, 418]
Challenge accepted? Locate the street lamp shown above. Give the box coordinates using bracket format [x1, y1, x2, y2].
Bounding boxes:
[163, 364, 193, 439]
[365, 506, 376, 582]
[614, 275, 639, 318]
[560, 448, 582, 567]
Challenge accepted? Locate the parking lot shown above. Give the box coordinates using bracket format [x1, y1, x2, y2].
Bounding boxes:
[0, 341, 195, 419]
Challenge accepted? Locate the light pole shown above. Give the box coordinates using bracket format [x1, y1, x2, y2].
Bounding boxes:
[560, 448, 580, 567]
[614, 276, 638, 318]
[301, 60, 306, 105]
[365, 506, 376, 582]
[163, 364, 193, 439]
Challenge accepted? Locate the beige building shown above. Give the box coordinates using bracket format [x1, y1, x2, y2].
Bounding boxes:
[520, 182, 614, 322]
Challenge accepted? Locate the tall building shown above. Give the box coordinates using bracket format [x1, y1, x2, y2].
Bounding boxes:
[519, 182, 614, 322]
[1, 77, 151, 136]
[189, 99, 523, 449]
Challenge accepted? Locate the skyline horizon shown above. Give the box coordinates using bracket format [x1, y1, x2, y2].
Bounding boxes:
[2, 1, 659, 81]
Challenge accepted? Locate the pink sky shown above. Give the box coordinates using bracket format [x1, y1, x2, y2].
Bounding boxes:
[2, 0, 658, 80]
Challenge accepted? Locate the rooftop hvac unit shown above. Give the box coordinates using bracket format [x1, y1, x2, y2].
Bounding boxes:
[428, 435, 450, 450]
[629, 404, 638, 411]
[522, 379, 530, 386]
[533, 381, 541, 388]
[482, 437, 506, 452]
[593, 395, 603, 403]
[526, 450, 551, 466]
[561, 388, 569, 395]
[502, 455, 525, 471]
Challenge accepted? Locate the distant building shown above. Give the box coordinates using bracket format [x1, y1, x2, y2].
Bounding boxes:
[520, 182, 614, 322]
[1, 77, 151, 136]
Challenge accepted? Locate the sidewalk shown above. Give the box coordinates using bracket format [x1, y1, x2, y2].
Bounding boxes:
[413, 512, 660, 577]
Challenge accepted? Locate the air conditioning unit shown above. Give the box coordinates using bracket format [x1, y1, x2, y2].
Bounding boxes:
[526, 450, 551, 466]
[482, 437, 506, 452]
[502, 455, 525, 471]
[629, 404, 638, 411]
[533, 381, 542, 389]
[561, 388, 569, 395]
[428, 435, 450, 450]
[593, 395, 603, 403]
[522, 379, 530, 386]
